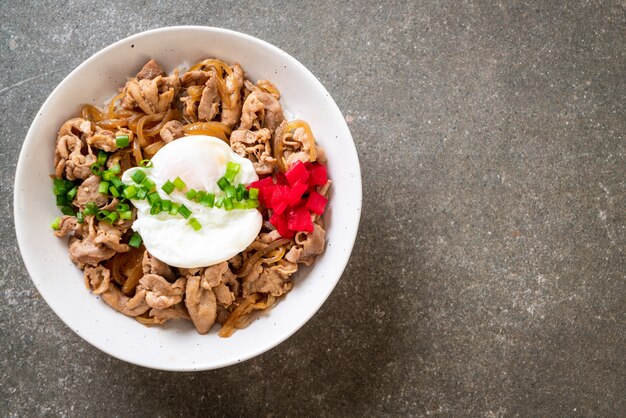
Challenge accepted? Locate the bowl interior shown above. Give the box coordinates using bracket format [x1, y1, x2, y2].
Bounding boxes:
[14, 26, 361, 371]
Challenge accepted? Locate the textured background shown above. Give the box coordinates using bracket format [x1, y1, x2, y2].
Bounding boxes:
[1, 1, 625, 416]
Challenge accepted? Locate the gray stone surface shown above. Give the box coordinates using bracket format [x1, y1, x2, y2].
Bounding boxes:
[1, 1, 624, 416]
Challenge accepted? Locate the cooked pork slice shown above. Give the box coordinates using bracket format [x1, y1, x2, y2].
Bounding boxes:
[239, 89, 284, 132]
[197, 69, 221, 121]
[136, 59, 166, 80]
[54, 215, 77, 238]
[180, 70, 210, 86]
[185, 274, 217, 334]
[201, 262, 237, 306]
[293, 224, 326, 266]
[229, 128, 276, 175]
[121, 70, 180, 114]
[86, 265, 150, 316]
[242, 263, 293, 298]
[142, 251, 176, 282]
[159, 120, 184, 143]
[220, 64, 244, 128]
[138, 274, 186, 310]
[148, 303, 190, 324]
[73, 175, 108, 209]
[93, 221, 129, 253]
[69, 236, 116, 269]
[54, 121, 97, 180]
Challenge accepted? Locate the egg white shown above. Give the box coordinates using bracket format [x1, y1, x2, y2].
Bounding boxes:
[121, 135, 262, 268]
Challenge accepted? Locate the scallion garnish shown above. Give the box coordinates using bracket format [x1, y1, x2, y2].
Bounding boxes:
[161, 199, 172, 212]
[215, 196, 224, 208]
[105, 211, 118, 224]
[185, 189, 198, 200]
[76, 211, 84, 223]
[61, 206, 76, 216]
[128, 232, 142, 248]
[118, 210, 132, 220]
[225, 185, 236, 199]
[96, 210, 110, 221]
[173, 176, 186, 190]
[98, 181, 109, 195]
[178, 204, 191, 219]
[108, 164, 121, 174]
[248, 187, 259, 200]
[136, 187, 149, 200]
[217, 177, 230, 191]
[53, 178, 68, 195]
[233, 201, 246, 210]
[115, 135, 130, 148]
[123, 185, 137, 199]
[147, 191, 161, 206]
[110, 177, 124, 189]
[109, 186, 120, 197]
[223, 197, 233, 211]
[245, 199, 259, 209]
[169, 202, 181, 216]
[90, 163, 103, 176]
[97, 150, 108, 167]
[56, 195, 70, 206]
[188, 217, 202, 231]
[150, 203, 162, 215]
[141, 177, 155, 190]
[66, 186, 78, 200]
[117, 203, 129, 212]
[224, 161, 240, 183]
[84, 202, 98, 216]
[235, 184, 245, 201]
[51, 217, 61, 230]
[161, 180, 175, 194]
[199, 193, 215, 207]
[131, 170, 146, 184]
[139, 159, 153, 168]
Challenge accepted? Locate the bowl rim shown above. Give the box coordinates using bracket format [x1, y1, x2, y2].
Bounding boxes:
[14, 25, 362, 371]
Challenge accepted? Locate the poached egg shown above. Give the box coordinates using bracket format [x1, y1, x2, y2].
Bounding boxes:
[121, 135, 262, 268]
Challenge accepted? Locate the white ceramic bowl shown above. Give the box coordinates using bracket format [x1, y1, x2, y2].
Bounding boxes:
[14, 27, 361, 371]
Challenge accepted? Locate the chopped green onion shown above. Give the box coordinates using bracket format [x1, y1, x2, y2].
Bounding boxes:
[141, 177, 155, 190]
[117, 203, 130, 212]
[56, 194, 70, 206]
[223, 197, 233, 211]
[84, 202, 98, 216]
[235, 184, 245, 201]
[217, 176, 230, 190]
[150, 202, 162, 215]
[245, 199, 260, 209]
[169, 202, 181, 216]
[139, 159, 153, 168]
[98, 182, 109, 194]
[66, 186, 78, 200]
[102, 170, 115, 181]
[178, 204, 192, 219]
[224, 161, 241, 183]
[61, 206, 76, 216]
[161, 199, 172, 212]
[118, 210, 132, 220]
[147, 191, 161, 205]
[110, 177, 124, 189]
[199, 193, 215, 207]
[225, 185, 236, 199]
[128, 232, 142, 248]
[248, 187, 259, 200]
[161, 180, 175, 194]
[97, 150, 108, 167]
[51, 217, 61, 230]
[173, 176, 186, 190]
[233, 201, 246, 210]
[108, 164, 121, 174]
[188, 217, 202, 231]
[109, 186, 120, 197]
[185, 189, 198, 200]
[123, 185, 137, 199]
[53, 178, 68, 195]
[131, 170, 146, 184]
[96, 210, 110, 221]
[194, 190, 206, 202]
[115, 135, 130, 148]
[90, 163, 103, 176]
[215, 196, 224, 208]
[105, 211, 118, 224]
[136, 187, 148, 200]
[76, 211, 85, 224]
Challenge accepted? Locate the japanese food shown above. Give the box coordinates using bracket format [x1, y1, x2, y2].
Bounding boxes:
[51, 58, 330, 336]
